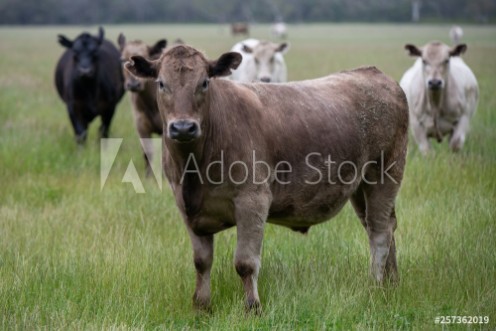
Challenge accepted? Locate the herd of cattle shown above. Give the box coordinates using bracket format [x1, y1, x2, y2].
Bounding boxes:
[54, 26, 479, 311]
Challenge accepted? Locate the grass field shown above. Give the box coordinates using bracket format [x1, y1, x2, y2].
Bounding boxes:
[1, 24, 495, 330]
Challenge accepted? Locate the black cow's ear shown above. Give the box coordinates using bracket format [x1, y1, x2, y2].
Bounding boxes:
[117, 33, 126, 51]
[449, 44, 467, 57]
[149, 39, 167, 57]
[405, 44, 422, 57]
[97, 26, 105, 45]
[208, 52, 242, 78]
[58, 34, 73, 48]
[125, 56, 158, 79]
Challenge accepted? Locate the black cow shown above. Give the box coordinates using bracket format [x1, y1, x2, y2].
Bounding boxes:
[55, 27, 124, 144]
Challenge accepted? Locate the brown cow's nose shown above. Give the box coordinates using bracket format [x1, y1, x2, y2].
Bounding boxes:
[260, 77, 271, 83]
[428, 79, 442, 90]
[169, 120, 199, 142]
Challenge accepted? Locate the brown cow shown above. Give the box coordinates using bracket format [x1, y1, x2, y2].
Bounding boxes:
[117, 34, 167, 175]
[125, 45, 408, 312]
[231, 22, 249, 36]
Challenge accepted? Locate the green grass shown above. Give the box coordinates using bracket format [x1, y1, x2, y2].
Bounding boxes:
[1, 24, 495, 330]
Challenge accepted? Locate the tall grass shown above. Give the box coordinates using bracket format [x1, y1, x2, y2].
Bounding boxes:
[1, 24, 495, 330]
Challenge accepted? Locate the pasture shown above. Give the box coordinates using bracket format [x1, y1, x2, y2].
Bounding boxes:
[1, 24, 495, 330]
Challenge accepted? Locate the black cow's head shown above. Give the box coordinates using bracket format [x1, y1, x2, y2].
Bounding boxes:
[58, 27, 105, 78]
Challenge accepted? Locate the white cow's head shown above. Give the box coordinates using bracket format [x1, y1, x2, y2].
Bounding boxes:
[405, 41, 467, 91]
[242, 41, 289, 83]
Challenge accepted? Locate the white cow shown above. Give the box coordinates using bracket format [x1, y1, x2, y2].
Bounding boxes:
[400, 41, 479, 154]
[228, 38, 289, 83]
[271, 22, 288, 39]
[449, 25, 463, 44]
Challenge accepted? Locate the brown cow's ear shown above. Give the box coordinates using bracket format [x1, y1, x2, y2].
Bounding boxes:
[208, 52, 242, 77]
[449, 44, 467, 57]
[149, 39, 167, 57]
[276, 42, 289, 53]
[405, 44, 422, 57]
[125, 56, 158, 79]
[117, 33, 126, 51]
[58, 34, 73, 48]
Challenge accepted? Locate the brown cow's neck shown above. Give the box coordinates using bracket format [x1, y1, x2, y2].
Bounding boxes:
[165, 138, 206, 218]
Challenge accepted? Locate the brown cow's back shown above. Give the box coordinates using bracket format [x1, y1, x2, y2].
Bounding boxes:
[167, 67, 408, 228]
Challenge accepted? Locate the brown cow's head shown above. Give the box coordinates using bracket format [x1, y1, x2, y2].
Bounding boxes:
[125, 45, 241, 143]
[405, 41, 467, 91]
[118, 33, 167, 92]
[58, 27, 105, 78]
[242, 41, 289, 82]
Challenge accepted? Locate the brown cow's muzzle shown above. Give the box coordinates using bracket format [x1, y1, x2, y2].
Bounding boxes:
[168, 120, 200, 142]
[125, 79, 144, 92]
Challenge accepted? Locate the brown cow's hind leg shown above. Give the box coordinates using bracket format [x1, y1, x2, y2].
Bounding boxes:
[363, 181, 399, 283]
[233, 192, 269, 313]
[352, 174, 400, 283]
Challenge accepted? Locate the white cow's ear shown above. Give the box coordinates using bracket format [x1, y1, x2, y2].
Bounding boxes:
[242, 44, 253, 53]
[405, 44, 422, 57]
[276, 42, 289, 54]
[449, 44, 467, 57]
[208, 52, 242, 77]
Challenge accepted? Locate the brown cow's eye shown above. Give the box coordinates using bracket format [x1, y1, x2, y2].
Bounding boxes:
[202, 79, 209, 91]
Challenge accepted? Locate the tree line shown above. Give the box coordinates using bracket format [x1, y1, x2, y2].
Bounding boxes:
[0, 0, 494, 25]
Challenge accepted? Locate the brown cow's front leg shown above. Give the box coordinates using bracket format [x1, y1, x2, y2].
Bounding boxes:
[233, 193, 269, 313]
[187, 228, 214, 311]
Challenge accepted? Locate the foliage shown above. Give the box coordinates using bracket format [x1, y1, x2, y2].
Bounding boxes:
[0, 0, 495, 24]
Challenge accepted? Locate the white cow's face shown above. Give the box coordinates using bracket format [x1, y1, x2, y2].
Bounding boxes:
[405, 41, 467, 91]
[242, 41, 289, 83]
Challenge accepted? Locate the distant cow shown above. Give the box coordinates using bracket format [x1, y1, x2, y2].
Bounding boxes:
[400, 41, 478, 154]
[229, 39, 289, 83]
[231, 23, 249, 36]
[126, 45, 408, 311]
[271, 22, 288, 39]
[55, 27, 124, 144]
[450, 25, 463, 44]
[118, 33, 167, 175]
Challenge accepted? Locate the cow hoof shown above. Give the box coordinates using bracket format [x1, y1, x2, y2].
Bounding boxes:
[246, 299, 262, 315]
[99, 125, 109, 139]
[192, 295, 211, 313]
[449, 137, 464, 152]
[76, 131, 87, 145]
